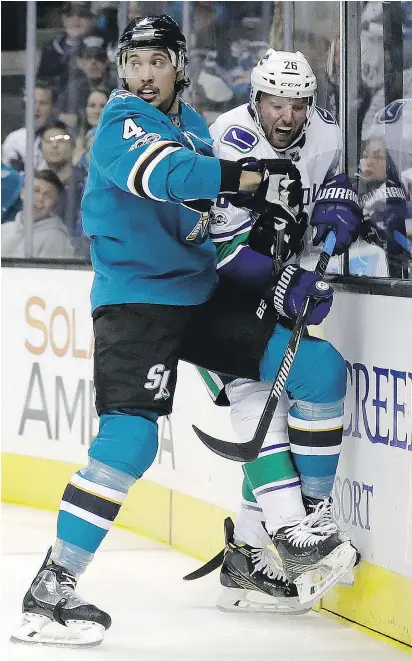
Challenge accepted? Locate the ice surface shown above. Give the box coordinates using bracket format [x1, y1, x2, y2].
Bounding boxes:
[1, 504, 409, 661]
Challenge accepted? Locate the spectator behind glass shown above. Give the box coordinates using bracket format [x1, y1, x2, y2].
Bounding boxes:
[1, 81, 57, 172]
[73, 87, 109, 163]
[190, 3, 235, 124]
[1, 169, 75, 259]
[127, 2, 142, 22]
[72, 126, 96, 259]
[37, 2, 98, 91]
[39, 121, 86, 238]
[1, 165, 23, 224]
[93, 2, 119, 59]
[357, 135, 412, 274]
[324, 35, 340, 118]
[79, 127, 96, 168]
[57, 35, 116, 128]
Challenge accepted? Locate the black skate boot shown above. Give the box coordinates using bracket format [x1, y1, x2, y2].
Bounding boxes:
[302, 495, 361, 587]
[270, 499, 357, 606]
[10, 548, 111, 648]
[183, 518, 309, 614]
[219, 518, 310, 614]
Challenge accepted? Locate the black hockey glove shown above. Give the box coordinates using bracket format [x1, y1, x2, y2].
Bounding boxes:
[265, 160, 303, 212]
[249, 204, 309, 262]
[249, 204, 294, 258]
[225, 158, 303, 215]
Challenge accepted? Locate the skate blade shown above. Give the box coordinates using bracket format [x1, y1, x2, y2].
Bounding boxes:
[217, 587, 311, 615]
[269, 545, 355, 588]
[338, 568, 355, 587]
[294, 542, 357, 605]
[10, 613, 105, 648]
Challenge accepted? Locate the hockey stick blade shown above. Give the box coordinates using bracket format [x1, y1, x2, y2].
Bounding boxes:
[183, 549, 224, 580]
[192, 425, 258, 462]
[192, 232, 336, 462]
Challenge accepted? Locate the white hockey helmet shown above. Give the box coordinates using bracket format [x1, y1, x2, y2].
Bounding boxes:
[250, 49, 317, 141]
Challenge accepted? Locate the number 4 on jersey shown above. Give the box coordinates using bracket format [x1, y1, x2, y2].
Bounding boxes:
[123, 118, 145, 140]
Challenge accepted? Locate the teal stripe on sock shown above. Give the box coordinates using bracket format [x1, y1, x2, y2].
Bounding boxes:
[292, 453, 340, 478]
[57, 510, 108, 553]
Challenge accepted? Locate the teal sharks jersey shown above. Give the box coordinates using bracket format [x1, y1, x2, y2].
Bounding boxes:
[82, 89, 222, 311]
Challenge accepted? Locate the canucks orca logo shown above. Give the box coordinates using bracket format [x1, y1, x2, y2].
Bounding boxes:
[221, 126, 259, 153]
[376, 100, 406, 125]
[315, 107, 336, 124]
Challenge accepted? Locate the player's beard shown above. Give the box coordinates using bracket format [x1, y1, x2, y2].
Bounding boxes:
[159, 91, 178, 114]
[266, 123, 300, 150]
[133, 85, 177, 113]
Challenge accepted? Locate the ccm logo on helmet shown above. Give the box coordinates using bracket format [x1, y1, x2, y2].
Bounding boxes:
[281, 82, 302, 88]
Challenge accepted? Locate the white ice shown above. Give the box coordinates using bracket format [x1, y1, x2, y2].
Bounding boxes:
[1, 504, 409, 661]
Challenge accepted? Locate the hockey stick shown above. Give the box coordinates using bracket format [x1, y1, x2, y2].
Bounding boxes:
[192, 231, 337, 462]
[183, 548, 224, 581]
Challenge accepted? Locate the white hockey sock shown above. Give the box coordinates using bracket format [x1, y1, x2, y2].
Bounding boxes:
[234, 499, 271, 548]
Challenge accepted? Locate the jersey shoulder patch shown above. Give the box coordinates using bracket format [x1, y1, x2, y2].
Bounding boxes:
[221, 125, 259, 153]
[315, 106, 337, 125]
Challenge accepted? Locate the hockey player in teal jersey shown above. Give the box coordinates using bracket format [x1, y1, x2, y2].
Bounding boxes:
[11, 21, 359, 648]
[82, 74, 223, 308]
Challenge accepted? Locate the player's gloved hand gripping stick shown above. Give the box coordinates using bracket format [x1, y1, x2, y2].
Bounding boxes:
[192, 231, 337, 462]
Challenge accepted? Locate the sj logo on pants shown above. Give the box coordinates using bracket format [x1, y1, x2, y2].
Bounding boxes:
[144, 364, 171, 400]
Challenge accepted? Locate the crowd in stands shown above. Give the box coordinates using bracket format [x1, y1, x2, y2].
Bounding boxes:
[1, 1, 273, 262]
[2, 1, 116, 259]
[1, 1, 411, 275]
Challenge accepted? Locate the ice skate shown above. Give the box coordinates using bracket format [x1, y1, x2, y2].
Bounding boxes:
[10, 548, 111, 648]
[270, 499, 357, 605]
[302, 495, 360, 588]
[184, 518, 310, 614]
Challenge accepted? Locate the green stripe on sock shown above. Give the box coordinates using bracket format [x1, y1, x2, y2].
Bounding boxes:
[242, 477, 257, 503]
[243, 451, 298, 491]
[196, 367, 221, 399]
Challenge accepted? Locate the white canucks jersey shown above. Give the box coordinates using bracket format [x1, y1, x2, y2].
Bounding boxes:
[197, 104, 343, 405]
[209, 104, 342, 271]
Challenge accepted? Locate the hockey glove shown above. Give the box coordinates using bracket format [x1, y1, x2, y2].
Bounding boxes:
[226, 158, 303, 215]
[269, 264, 333, 326]
[360, 182, 411, 257]
[311, 174, 361, 255]
[248, 203, 308, 262]
[260, 158, 303, 212]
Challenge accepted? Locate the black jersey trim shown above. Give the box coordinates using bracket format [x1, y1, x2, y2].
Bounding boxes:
[132, 141, 183, 199]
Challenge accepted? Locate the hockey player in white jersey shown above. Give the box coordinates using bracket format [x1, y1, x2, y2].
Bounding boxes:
[191, 50, 361, 612]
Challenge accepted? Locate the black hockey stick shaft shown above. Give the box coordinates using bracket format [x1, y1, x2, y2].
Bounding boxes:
[192, 232, 337, 462]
